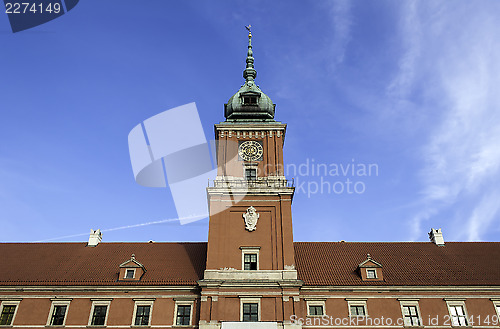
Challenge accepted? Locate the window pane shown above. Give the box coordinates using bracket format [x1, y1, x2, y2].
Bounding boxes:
[309, 305, 323, 316]
[126, 269, 134, 278]
[0, 305, 16, 325]
[91, 305, 107, 326]
[402, 306, 420, 326]
[409, 306, 417, 316]
[135, 306, 151, 326]
[51, 305, 67, 325]
[403, 306, 410, 316]
[350, 305, 365, 316]
[244, 254, 257, 270]
[243, 303, 258, 322]
[245, 169, 257, 180]
[176, 305, 191, 325]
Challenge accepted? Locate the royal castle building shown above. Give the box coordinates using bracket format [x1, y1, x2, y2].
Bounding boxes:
[1, 32, 500, 329]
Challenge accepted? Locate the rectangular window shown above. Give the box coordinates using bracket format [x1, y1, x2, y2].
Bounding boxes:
[134, 305, 151, 326]
[242, 303, 258, 322]
[350, 305, 366, 316]
[125, 269, 135, 279]
[50, 305, 68, 326]
[0, 305, 16, 325]
[366, 269, 376, 278]
[176, 305, 192, 326]
[243, 96, 257, 105]
[449, 305, 468, 326]
[245, 169, 257, 181]
[308, 305, 324, 316]
[402, 306, 420, 326]
[91, 305, 107, 326]
[244, 253, 258, 270]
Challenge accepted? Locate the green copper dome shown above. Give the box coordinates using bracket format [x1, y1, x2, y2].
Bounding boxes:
[224, 30, 276, 122]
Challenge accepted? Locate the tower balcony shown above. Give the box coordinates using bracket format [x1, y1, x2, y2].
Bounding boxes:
[207, 176, 295, 197]
[209, 176, 294, 188]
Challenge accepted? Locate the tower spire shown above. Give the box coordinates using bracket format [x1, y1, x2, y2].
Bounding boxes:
[224, 25, 275, 122]
[243, 25, 256, 83]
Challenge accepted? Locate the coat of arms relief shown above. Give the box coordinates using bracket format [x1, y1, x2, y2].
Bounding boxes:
[243, 206, 259, 231]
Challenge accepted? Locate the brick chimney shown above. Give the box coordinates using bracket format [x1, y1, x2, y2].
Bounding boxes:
[88, 229, 102, 247]
[429, 228, 444, 246]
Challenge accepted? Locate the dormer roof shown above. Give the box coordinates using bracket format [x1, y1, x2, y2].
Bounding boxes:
[358, 254, 383, 268]
[119, 253, 145, 269]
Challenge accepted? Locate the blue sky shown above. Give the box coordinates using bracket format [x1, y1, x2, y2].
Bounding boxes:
[1, 0, 500, 243]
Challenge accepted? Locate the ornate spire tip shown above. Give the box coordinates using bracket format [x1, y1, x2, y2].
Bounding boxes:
[245, 24, 252, 38]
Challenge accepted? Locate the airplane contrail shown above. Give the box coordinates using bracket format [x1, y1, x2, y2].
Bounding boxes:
[33, 214, 207, 242]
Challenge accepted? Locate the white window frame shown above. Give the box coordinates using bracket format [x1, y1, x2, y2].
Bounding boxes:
[87, 300, 111, 327]
[446, 300, 469, 327]
[125, 268, 136, 279]
[399, 300, 423, 327]
[240, 298, 261, 322]
[493, 300, 500, 319]
[0, 300, 21, 326]
[240, 246, 260, 271]
[347, 300, 368, 317]
[306, 300, 326, 317]
[173, 301, 194, 326]
[46, 300, 71, 326]
[366, 268, 377, 279]
[131, 300, 154, 327]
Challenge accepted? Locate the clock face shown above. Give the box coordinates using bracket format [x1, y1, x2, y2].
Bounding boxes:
[238, 141, 263, 161]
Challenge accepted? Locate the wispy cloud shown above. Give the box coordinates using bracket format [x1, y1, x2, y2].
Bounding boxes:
[394, 2, 500, 240]
[327, 0, 352, 69]
[386, 0, 421, 99]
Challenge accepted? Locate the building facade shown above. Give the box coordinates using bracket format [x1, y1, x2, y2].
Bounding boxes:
[1, 32, 500, 329]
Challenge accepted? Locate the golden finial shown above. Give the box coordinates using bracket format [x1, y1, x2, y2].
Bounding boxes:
[245, 24, 252, 38]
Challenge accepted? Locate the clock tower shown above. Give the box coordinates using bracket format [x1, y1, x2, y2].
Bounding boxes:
[199, 30, 301, 329]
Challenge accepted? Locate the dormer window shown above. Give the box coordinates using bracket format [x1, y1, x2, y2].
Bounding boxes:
[119, 254, 146, 281]
[243, 96, 258, 105]
[125, 269, 135, 279]
[358, 254, 384, 281]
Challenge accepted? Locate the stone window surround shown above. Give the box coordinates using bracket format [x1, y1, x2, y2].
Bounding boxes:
[346, 298, 368, 317]
[131, 299, 155, 327]
[87, 299, 112, 327]
[0, 299, 21, 326]
[125, 268, 136, 279]
[493, 299, 500, 318]
[240, 246, 260, 271]
[445, 299, 469, 327]
[46, 299, 71, 327]
[306, 300, 326, 317]
[240, 297, 261, 322]
[173, 300, 194, 326]
[398, 299, 422, 327]
[366, 268, 377, 279]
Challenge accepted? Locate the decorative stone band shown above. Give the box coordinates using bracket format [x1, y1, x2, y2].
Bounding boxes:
[219, 130, 283, 138]
[203, 269, 298, 281]
[210, 178, 294, 188]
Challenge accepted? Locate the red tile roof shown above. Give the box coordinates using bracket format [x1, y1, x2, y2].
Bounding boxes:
[0, 242, 206, 286]
[0, 241, 499, 286]
[294, 242, 500, 286]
